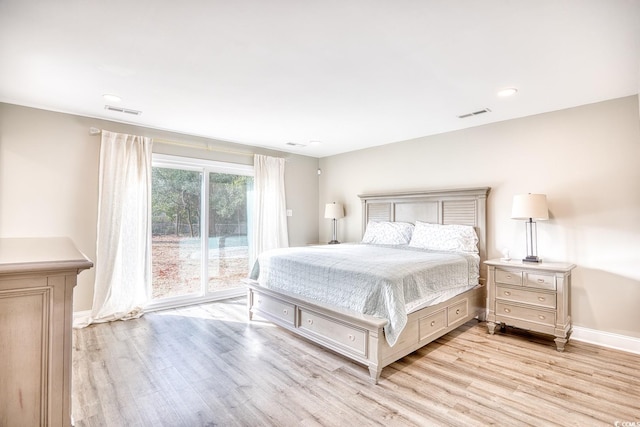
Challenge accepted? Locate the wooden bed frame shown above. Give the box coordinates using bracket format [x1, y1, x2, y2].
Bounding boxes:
[247, 187, 490, 383]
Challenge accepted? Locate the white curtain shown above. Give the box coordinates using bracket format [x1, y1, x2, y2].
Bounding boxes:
[250, 154, 289, 265]
[75, 130, 153, 327]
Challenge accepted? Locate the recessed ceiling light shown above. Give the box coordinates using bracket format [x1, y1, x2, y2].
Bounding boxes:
[103, 94, 122, 103]
[497, 88, 518, 97]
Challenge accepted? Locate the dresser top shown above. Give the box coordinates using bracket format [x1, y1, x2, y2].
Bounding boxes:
[485, 258, 576, 273]
[0, 237, 93, 274]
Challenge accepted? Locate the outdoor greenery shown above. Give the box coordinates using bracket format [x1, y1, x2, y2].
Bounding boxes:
[151, 167, 252, 237]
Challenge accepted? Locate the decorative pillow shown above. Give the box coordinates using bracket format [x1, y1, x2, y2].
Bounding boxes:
[361, 221, 414, 245]
[409, 221, 478, 253]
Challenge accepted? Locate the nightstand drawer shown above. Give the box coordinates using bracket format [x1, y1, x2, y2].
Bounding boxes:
[495, 269, 523, 286]
[496, 285, 556, 309]
[496, 302, 556, 327]
[525, 273, 556, 290]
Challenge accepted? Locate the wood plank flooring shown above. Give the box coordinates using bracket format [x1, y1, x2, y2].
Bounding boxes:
[72, 297, 640, 426]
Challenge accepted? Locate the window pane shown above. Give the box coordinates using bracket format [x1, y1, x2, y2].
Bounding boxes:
[208, 173, 253, 293]
[151, 167, 202, 300]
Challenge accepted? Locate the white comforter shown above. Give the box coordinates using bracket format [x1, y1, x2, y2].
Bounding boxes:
[250, 244, 479, 347]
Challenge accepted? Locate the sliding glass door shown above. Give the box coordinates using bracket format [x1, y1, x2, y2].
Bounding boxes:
[207, 172, 253, 293]
[151, 167, 202, 300]
[151, 154, 253, 305]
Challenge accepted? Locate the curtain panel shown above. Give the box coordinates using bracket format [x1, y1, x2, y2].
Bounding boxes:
[250, 154, 289, 266]
[75, 130, 153, 327]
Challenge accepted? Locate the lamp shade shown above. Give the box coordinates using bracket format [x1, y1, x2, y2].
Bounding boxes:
[324, 203, 344, 219]
[511, 194, 549, 220]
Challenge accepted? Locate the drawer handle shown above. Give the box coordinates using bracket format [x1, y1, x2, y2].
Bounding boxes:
[456, 309, 460, 315]
[504, 308, 511, 313]
[307, 319, 314, 325]
[538, 297, 545, 302]
[348, 334, 355, 341]
[430, 320, 436, 327]
[537, 279, 545, 283]
[282, 309, 288, 315]
[538, 315, 546, 320]
[506, 275, 512, 279]
[504, 291, 511, 296]
[257, 299, 262, 304]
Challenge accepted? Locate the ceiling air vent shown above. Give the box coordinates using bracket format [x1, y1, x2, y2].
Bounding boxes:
[286, 142, 307, 147]
[457, 108, 491, 119]
[104, 105, 142, 116]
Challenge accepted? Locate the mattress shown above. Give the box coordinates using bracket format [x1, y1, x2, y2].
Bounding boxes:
[250, 243, 479, 346]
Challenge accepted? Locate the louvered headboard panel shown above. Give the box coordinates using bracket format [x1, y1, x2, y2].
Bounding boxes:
[442, 200, 477, 226]
[359, 187, 490, 281]
[365, 203, 393, 223]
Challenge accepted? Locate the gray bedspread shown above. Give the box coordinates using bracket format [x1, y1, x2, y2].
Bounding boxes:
[249, 243, 479, 347]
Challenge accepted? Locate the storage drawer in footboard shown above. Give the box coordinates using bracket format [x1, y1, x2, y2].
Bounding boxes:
[298, 308, 367, 357]
[252, 292, 295, 326]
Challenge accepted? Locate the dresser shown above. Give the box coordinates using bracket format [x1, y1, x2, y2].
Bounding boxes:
[0, 238, 93, 427]
[485, 259, 575, 351]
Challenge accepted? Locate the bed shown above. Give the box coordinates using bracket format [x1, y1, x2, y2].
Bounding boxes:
[247, 187, 490, 383]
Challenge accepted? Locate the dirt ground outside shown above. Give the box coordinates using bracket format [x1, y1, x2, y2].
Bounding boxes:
[152, 235, 249, 300]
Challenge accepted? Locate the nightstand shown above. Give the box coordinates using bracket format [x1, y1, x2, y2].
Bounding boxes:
[485, 259, 576, 351]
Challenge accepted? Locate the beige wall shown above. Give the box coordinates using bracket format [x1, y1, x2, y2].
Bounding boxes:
[0, 103, 319, 311]
[319, 95, 640, 339]
[2, 97, 638, 338]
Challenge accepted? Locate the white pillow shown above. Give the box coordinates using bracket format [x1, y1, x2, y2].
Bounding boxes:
[409, 221, 478, 253]
[362, 221, 414, 245]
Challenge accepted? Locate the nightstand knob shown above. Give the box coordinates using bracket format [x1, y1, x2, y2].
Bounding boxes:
[538, 315, 546, 320]
[506, 275, 512, 279]
[537, 279, 545, 283]
[456, 309, 460, 315]
[538, 297, 545, 302]
[348, 334, 355, 341]
[283, 309, 288, 315]
[504, 291, 511, 296]
[430, 321, 436, 327]
[307, 319, 314, 325]
[504, 308, 511, 313]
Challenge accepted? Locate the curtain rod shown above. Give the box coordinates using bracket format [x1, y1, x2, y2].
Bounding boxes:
[88, 127, 254, 157]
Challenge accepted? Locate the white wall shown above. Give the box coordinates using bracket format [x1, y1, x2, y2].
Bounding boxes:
[319, 95, 640, 339]
[0, 103, 319, 311]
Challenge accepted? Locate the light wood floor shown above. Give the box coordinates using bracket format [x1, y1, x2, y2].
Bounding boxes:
[72, 297, 640, 426]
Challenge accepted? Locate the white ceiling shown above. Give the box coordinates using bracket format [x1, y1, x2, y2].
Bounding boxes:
[1, 1, 639, 158]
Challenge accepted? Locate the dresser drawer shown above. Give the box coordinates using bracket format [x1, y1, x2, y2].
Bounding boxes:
[419, 309, 446, 341]
[496, 302, 555, 327]
[447, 299, 468, 325]
[253, 293, 295, 326]
[495, 269, 523, 286]
[299, 309, 367, 357]
[525, 273, 556, 290]
[496, 285, 556, 309]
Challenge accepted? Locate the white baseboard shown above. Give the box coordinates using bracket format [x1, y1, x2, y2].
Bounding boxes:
[571, 326, 640, 355]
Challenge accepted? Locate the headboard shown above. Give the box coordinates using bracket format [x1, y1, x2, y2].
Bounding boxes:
[358, 187, 490, 282]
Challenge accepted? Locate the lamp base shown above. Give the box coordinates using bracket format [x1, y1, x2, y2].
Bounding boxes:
[327, 240, 340, 245]
[523, 255, 542, 263]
